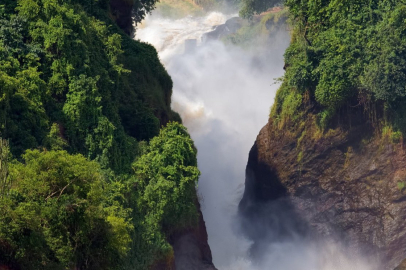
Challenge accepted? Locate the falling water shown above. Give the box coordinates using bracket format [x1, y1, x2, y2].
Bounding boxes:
[135, 10, 376, 270]
[136, 12, 230, 62]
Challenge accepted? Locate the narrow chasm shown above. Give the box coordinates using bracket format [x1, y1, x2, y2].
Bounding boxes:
[136, 1, 406, 269]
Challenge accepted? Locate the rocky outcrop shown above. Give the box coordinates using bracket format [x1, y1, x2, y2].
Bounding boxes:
[395, 258, 406, 270]
[239, 111, 406, 269]
[202, 17, 243, 42]
[152, 201, 217, 270]
[171, 205, 217, 270]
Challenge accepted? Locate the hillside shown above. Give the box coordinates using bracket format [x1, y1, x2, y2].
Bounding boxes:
[0, 1, 214, 269]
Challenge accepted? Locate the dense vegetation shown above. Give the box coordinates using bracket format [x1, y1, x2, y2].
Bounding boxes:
[245, 0, 406, 135]
[224, 8, 287, 47]
[0, 1, 200, 269]
[239, 0, 282, 18]
[0, 0, 180, 172]
[0, 123, 199, 269]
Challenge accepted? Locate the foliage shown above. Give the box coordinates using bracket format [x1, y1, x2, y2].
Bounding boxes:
[224, 8, 288, 47]
[0, 138, 10, 197]
[0, 1, 199, 270]
[124, 122, 200, 268]
[153, 0, 204, 19]
[0, 0, 178, 172]
[240, 0, 283, 18]
[0, 123, 200, 269]
[0, 150, 132, 269]
[271, 0, 406, 133]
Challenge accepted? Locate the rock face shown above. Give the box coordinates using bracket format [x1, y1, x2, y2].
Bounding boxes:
[395, 258, 406, 270]
[239, 112, 406, 269]
[202, 17, 243, 42]
[151, 202, 217, 270]
[171, 205, 217, 270]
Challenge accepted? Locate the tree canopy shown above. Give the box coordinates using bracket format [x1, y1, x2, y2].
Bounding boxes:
[0, 1, 194, 269]
[0, 123, 200, 269]
[271, 0, 406, 132]
[0, 0, 178, 172]
[0, 150, 132, 269]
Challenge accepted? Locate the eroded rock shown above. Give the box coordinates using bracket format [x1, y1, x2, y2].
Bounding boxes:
[240, 112, 406, 269]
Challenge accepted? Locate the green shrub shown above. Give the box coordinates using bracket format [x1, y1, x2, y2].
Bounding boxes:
[269, 0, 406, 130]
[0, 150, 132, 270]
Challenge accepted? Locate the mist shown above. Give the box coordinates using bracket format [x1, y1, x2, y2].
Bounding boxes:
[135, 11, 377, 270]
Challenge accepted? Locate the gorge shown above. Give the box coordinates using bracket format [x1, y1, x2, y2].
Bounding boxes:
[136, 3, 406, 270]
[135, 10, 290, 269]
[1, 0, 406, 269]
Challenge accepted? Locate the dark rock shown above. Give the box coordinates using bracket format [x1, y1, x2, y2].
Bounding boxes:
[171, 201, 217, 270]
[239, 111, 406, 270]
[202, 17, 243, 42]
[151, 201, 216, 270]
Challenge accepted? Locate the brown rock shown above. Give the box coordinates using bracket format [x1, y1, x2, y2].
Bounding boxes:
[395, 258, 406, 270]
[170, 201, 217, 270]
[240, 111, 406, 269]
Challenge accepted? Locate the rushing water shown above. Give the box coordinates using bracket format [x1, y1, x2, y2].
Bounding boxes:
[135, 11, 376, 270]
[136, 11, 289, 268]
[136, 12, 231, 62]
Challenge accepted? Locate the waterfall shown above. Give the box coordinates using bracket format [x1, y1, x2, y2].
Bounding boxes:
[134, 10, 375, 270]
[135, 11, 289, 268]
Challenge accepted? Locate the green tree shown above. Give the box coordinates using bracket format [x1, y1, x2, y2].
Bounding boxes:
[272, 0, 406, 131]
[0, 138, 10, 197]
[0, 150, 132, 269]
[125, 122, 200, 268]
[240, 0, 282, 18]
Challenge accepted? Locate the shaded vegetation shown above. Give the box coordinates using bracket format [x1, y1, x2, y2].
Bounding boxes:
[239, 0, 282, 18]
[125, 122, 200, 268]
[0, 0, 178, 172]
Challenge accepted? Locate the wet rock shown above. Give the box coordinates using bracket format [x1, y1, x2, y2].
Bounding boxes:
[151, 200, 216, 270]
[395, 258, 406, 270]
[171, 201, 217, 270]
[202, 17, 243, 42]
[240, 110, 406, 269]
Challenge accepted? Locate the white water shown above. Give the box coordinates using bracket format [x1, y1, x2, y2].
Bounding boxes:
[135, 11, 377, 270]
[136, 11, 288, 267]
[136, 12, 231, 62]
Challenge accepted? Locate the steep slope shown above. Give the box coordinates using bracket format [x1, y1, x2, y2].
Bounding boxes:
[239, 1, 406, 269]
[0, 1, 215, 269]
[240, 109, 406, 269]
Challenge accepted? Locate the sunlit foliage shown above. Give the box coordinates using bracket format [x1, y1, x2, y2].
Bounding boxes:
[0, 0, 176, 171]
[124, 122, 200, 268]
[0, 150, 133, 269]
[271, 0, 406, 131]
[0, 1, 195, 269]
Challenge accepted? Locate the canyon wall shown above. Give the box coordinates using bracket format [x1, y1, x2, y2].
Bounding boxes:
[240, 109, 406, 269]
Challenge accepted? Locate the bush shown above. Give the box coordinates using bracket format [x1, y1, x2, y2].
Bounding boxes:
[0, 150, 132, 269]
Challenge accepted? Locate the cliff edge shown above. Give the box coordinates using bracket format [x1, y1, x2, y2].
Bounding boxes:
[240, 109, 406, 269]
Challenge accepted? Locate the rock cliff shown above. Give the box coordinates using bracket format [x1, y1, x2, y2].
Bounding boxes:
[240, 108, 406, 269]
[151, 202, 217, 270]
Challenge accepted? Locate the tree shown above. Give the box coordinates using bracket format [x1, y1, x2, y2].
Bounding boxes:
[125, 122, 200, 267]
[240, 0, 283, 18]
[0, 138, 10, 197]
[0, 150, 132, 269]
